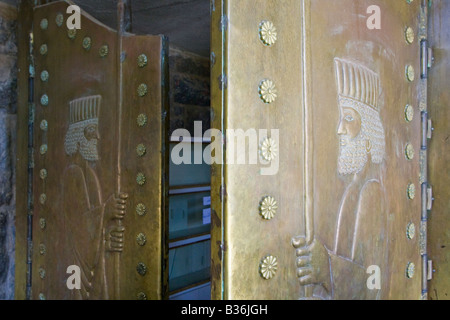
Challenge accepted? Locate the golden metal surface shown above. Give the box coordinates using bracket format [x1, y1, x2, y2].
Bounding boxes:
[16, 1, 169, 300]
[212, 0, 423, 300]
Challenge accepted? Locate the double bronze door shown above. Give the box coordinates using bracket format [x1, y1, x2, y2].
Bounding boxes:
[15, 0, 447, 300]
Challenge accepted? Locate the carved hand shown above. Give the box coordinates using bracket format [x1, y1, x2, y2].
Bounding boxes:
[106, 226, 125, 252]
[291, 236, 332, 292]
[104, 193, 129, 222]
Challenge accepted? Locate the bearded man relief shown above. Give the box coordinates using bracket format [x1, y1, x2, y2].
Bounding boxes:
[293, 59, 388, 299]
[62, 95, 128, 299]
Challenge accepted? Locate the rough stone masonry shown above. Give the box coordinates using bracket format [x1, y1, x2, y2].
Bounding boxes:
[0, 0, 17, 300]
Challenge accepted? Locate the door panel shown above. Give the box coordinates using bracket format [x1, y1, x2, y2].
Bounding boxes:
[211, 0, 424, 299]
[26, 1, 168, 300]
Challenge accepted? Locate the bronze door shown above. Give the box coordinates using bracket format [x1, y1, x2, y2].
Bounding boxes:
[211, 0, 427, 300]
[16, 1, 169, 300]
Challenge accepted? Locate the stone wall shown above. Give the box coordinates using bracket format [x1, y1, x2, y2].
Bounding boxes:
[0, 0, 17, 300]
[169, 46, 210, 137]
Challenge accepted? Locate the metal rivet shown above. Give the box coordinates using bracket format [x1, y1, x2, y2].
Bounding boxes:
[406, 262, 415, 279]
[40, 94, 49, 106]
[138, 54, 148, 68]
[39, 293, 46, 300]
[82, 37, 92, 51]
[39, 194, 47, 205]
[136, 262, 147, 276]
[67, 28, 77, 40]
[99, 45, 109, 58]
[137, 83, 148, 97]
[40, 120, 48, 132]
[406, 65, 415, 82]
[40, 19, 48, 30]
[260, 255, 278, 280]
[39, 243, 46, 255]
[40, 70, 49, 82]
[39, 267, 46, 279]
[136, 173, 146, 186]
[259, 79, 277, 104]
[136, 144, 147, 157]
[40, 169, 48, 180]
[259, 20, 277, 46]
[405, 104, 414, 122]
[137, 292, 147, 300]
[136, 203, 147, 217]
[40, 144, 48, 155]
[405, 27, 415, 44]
[136, 233, 147, 246]
[39, 218, 46, 230]
[40, 44, 48, 56]
[260, 137, 277, 162]
[55, 13, 64, 27]
[405, 143, 415, 160]
[407, 183, 416, 200]
[407, 223, 416, 240]
[260, 196, 278, 220]
[137, 114, 148, 127]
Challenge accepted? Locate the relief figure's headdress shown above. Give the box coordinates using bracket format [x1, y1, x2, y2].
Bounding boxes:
[334, 58, 385, 165]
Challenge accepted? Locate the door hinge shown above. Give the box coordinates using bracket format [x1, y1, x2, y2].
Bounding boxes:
[427, 118, 434, 139]
[427, 185, 434, 211]
[427, 260, 434, 280]
[420, 40, 433, 78]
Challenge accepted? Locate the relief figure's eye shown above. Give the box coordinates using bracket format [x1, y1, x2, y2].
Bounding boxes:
[344, 115, 354, 122]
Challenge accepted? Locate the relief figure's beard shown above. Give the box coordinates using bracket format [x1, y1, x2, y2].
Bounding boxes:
[338, 134, 367, 175]
[79, 136, 99, 162]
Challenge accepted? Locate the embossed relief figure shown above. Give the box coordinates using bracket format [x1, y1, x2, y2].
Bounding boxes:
[62, 96, 128, 299]
[293, 59, 388, 299]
